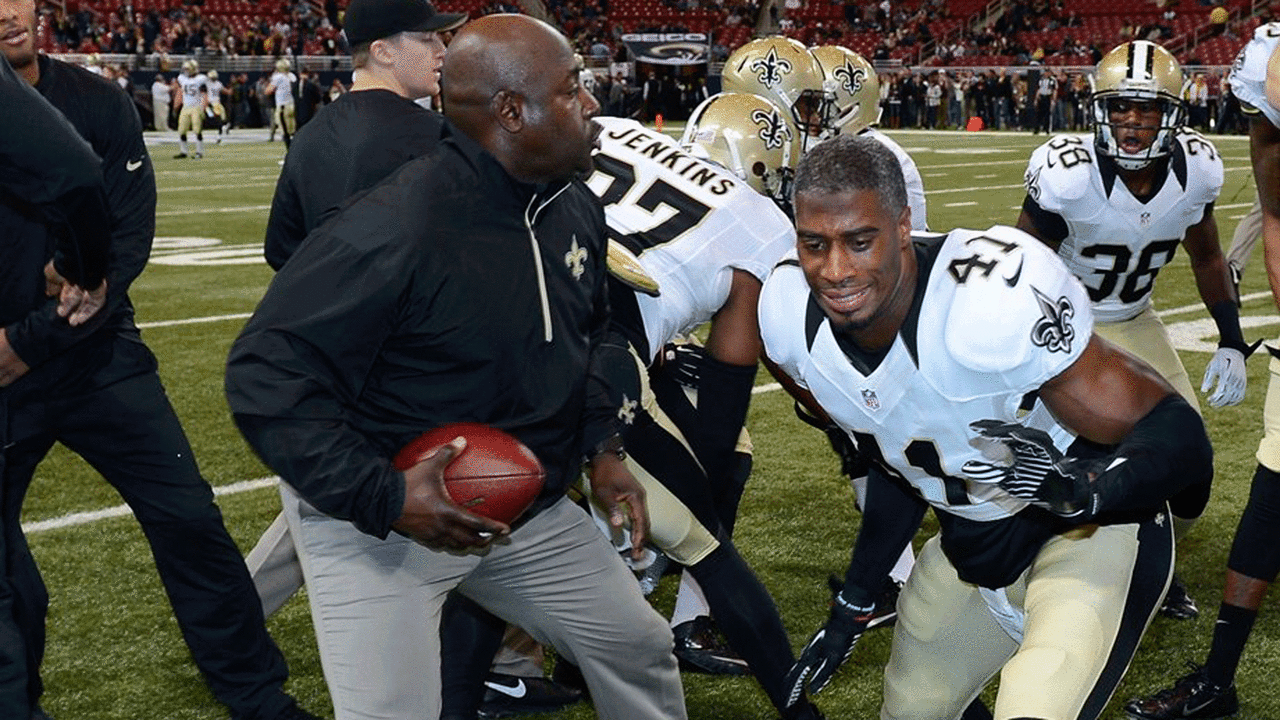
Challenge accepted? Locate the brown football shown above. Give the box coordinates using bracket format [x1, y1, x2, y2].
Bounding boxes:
[393, 422, 545, 525]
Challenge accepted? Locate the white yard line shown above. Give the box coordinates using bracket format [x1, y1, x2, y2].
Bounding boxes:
[24, 477, 279, 534]
[156, 204, 272, 217]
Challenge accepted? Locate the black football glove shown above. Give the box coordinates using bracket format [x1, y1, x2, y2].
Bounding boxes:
[961, 420, 1095, 519]
[784, 580, 875, 701]
[660, 342, 704, 390]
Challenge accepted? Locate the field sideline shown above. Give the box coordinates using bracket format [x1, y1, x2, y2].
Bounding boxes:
[20, 126, 1280, 719]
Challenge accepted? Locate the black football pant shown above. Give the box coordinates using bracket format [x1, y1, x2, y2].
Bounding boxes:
[1, 371, 291, 720]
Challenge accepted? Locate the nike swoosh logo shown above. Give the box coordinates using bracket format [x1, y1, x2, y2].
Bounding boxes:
[484, 678, 528, 698]
[1003, 257, 1024, 287]
[126, 159, 143, 172]
[1183, 695, 1218, 715]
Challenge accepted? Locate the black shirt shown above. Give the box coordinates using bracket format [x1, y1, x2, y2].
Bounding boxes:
[263, 89, 444, 270]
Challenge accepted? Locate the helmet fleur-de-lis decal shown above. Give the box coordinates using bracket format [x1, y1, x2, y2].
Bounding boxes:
[833, 61, 866, 94]
[749, 47, 792, 87]
[751, 107, 793, 149]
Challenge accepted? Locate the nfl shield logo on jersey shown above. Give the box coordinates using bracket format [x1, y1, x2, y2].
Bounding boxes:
[861, 388, 880, 411]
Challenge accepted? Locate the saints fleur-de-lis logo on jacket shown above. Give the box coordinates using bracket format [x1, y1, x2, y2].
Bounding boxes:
[565, 235, 587, 280]
[749, 48, 791, 87]
[751, 107, 793, 149]
[1030, 286, 1075, 354]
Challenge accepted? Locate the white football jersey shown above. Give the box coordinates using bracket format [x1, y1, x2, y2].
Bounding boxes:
[759, 225, 1093, 522]
[1229, 22, 1280, 129]
[862, 127, 929, 232]
[586, 116, 795, 359]
[1024, 131, 1222, 322]
[177, 73, 208, 108]
[206, 80, 225, 105]
[271, 71, 296, 106]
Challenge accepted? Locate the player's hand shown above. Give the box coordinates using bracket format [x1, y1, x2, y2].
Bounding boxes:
[588, 453, 649, 560]
[784, 584, 873, 699]
[393, 437, 510, 550]
[659, 342, 704, 389]
[962, 420, 1093, 519]
[1201, 347, 1247, 408]
[0, 328, 31, 387]
[45, 261, 108, 327]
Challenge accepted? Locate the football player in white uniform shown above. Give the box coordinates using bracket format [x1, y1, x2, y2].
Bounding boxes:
[172, 58, 207, 158]
[271, 58, 297, 148]
[1124, 23, 1280, 720]
[769, 133, 1211, 720]
[206, 69, 228, 141]
[588, 104, 823, 718]
[1017, 40, 1247, 622]
[726, 38, 928, 621]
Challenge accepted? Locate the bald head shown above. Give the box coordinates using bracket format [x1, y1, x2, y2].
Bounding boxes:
[443, 14, 571, 121]
[442, 13, 600, 183]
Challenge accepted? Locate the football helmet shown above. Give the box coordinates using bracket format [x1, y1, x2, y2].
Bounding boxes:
[809, 45, 880, 136]
[680, 92, 798, 208]
[1090, 40, 1188, 170]
[721, 36, 831, 152]
[207, 70, 218, 81]
[275, 58, 291, 73]
[182, 59, 198, 76]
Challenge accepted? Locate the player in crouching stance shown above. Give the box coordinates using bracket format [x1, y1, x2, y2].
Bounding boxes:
[763, 134, 1212, 720]
[1018, 40, 1247, 622]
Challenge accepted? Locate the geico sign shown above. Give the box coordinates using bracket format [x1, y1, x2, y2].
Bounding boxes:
[620, 33, 708, 42]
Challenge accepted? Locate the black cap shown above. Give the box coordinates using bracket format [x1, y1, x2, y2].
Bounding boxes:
[342, 0, 467, 47]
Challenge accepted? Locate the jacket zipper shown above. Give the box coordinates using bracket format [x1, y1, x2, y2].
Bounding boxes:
[524, 186, 571, 343]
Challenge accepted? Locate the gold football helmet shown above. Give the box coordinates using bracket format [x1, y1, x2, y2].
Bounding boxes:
[275, 58, 291, 73]
[721, 36, 831, 153]
[809, 45, 880, 136]
[182, 59, 199, 76]
[1090, 40, 1188, 170]
[680, 92, 798, 208]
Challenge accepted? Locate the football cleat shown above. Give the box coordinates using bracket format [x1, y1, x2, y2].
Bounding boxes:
[1159, 574, 1199, 620]
[1124, 662, 1239, 719]
[478, 672, 583, 718]
[173, 152, 188, 159]
[672, 615, 751, 676]
[193, 152, 203, 159]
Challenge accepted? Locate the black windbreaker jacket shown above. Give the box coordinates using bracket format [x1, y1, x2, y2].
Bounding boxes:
[227, 122, 619, 538]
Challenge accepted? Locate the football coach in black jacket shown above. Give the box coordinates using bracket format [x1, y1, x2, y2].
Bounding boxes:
[0, 0, 318, 717]
[226, 14, 687, 720]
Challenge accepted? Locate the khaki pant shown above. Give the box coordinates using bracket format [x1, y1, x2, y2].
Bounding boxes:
[176, 104, 203, 134]
[882, 513, 1173, 720]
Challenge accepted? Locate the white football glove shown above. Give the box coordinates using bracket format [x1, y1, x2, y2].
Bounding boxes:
[1200, 347, 1247, 408]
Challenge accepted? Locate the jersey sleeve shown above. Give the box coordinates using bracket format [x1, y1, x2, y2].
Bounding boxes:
[921, 226, 1093, 399]
[1178, 131, 1224, 210]
[758, 254, 812, 390]
[1230, 23, 1280, 129]
[1023, 136, 1093, 215]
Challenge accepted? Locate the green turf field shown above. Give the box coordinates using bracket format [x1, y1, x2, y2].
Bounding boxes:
[21, 126, 1280, 719]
